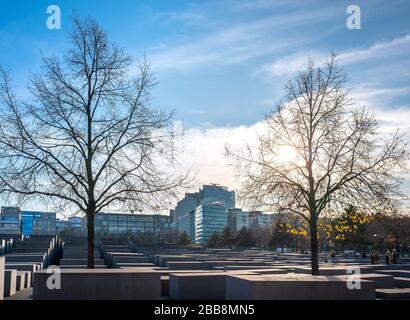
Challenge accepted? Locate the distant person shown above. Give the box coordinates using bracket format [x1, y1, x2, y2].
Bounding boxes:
[385, 250, 391, 264]
[370, 251, 375, 264]
[392, 249, 398, 264]
[330, 250, 336, 263]
[374, 251, 380, 264]
[362, 250, 366, 259]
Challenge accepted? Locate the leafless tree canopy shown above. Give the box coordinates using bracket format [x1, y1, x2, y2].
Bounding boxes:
[226, 55, 408, 274]
[0, 17, 188, 225]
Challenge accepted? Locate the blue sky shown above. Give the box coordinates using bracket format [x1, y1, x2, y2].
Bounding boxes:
[0, 0, 410, 207]
[0, 0, 409, 127]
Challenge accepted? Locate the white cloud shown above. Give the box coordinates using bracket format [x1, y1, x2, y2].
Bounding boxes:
[351, 84, 410, 109]
[256, 33, 410, 78]
[154, 11, 209, 26]
[179, 107, 410, 196]
[149, 7, 338, 72]
[339, 34, 410, 64]
[177, 122, 264, 189]
[252, 52, 325, 78]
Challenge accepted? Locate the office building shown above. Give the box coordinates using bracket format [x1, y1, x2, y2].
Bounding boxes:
[21, 211, 56, 236]
[250, 211, 274, 231]
[172, 192, 200, 222]
[94, 212, 171, 240]
[177, 211, 196, 240]
[171, 184, 236, 239]
[56, 218, 69, 234]
[153, 214, 171, 242]
[227, 208, 251, 233]
[0, 207, 22, 235]
[195, 204, 228, 244]
[199, 184, 235, 208]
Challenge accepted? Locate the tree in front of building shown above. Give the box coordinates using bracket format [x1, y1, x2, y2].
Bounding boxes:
[235, 227, 255, 248]
[269, 221, 293, 250]
[221, 227, 235, 247]
[226, 55, 408, 275]
[0, 16, 189, 268]
[332, 206, 372, 250]
[207, 232, 223, 248]
[178, 231, 191, 246]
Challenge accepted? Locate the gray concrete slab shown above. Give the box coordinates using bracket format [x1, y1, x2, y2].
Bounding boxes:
[294, 265, 373, 275]
[5, 254, 46, 263]
[4, 263, 38, 286]
[330, 273, 395, 289]
[4, 269, 17, 297]
[374, 270, 410, 278]
[394, 277, 410, 288]
[33, 269, 161, 300]
[166, 261, 204, 270]
[169, 271, 255, 300]
[16, 271, 26, 291]
[59, 259, 105, 266]
[114, 263, 155, 268]
[59, 265, 108, 269]
[225, 274, 376, 300]
[0, 256, 4, 300]
[376, 288, 410, 299]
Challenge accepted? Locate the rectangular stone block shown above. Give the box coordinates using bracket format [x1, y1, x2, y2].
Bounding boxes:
[4, 269, 17, 297]
[0, 256, 4, 300]
[161, 275, 169, 296]
[376, 288, 410, 299]
[16, 271, 26, 291]
[19, 271, 31, 289]
[331, 273, 395, 289]
[294, 266, 373, 276]
[226, 274, 376, 300]
[5, 254, 46, 264]
[114, 263, 155, 268]
[59, 259, 105, 266]
[394, 277, 410, 288]
[59, 265, 108, 269]
[169, 271, 255, 300]
[158, 255, 196, 267]
[202, 261, 239, 270]
[5, 263, 38, 286]
[374, 270, 410, 278]
[33, 269, 161, 300]
[113, 256, 149, 264]
[166, 261, 204, 270]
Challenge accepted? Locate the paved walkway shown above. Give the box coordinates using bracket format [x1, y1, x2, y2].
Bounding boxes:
[5, 288, 33, 300]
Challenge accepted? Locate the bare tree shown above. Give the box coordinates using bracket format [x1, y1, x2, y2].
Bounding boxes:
[0, 16, 189, 268]
[226, 55, 408, 275]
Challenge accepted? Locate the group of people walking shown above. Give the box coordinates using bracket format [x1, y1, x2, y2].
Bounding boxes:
[370, 249, 399, 264]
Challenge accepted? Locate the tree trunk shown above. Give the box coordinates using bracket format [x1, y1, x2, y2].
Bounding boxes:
[310, 219, 320, 275]
[87, 212, 95, 269]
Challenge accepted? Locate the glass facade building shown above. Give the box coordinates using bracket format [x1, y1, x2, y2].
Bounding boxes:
[56, 219, 69, 234]
[21, 211, 56, 236]
[0, 207, 22, 235]
[250, 211, 274, 231]
[199, 184, 235, 208]
[177, 211, 196, 240]
[227, 208, 251, 233]
[94, 212, 170, 240]
[172, 192, 200, 222]
[195, 204, 228, 244]
[171, 184, 236, 239]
